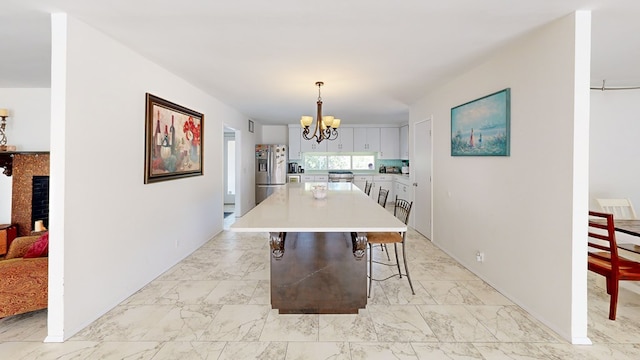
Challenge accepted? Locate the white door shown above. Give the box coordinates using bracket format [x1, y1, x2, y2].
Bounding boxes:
[413, 118, 432, 239]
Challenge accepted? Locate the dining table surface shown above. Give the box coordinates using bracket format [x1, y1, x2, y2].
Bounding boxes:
[230, 182, 407, 233]
[593, 218, 640, 255]
[609, 219, 640, 238]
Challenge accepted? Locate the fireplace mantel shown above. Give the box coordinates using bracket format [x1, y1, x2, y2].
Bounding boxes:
[0, 151, 49, 176]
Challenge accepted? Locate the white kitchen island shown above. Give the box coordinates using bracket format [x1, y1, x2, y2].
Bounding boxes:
[230, 182, 407, 313]
[231, 182, 407, 258]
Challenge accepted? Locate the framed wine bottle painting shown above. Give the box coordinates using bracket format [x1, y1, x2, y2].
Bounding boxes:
[144, 93, 204, 184]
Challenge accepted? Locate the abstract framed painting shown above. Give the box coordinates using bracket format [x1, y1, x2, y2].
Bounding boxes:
[451, 88, 510, 156]
[144, 93, 204, 183]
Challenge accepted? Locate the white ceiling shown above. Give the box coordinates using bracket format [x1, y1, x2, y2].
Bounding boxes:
[1, 0, 639, 125]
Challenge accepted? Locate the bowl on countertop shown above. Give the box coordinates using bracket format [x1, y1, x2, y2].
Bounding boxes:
[312, 185, 327, 199]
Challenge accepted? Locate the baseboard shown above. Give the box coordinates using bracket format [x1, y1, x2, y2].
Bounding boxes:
[571, 336, 592, 345]
[44, 335, 64, 343]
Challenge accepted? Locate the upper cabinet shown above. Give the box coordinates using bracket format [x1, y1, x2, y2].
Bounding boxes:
[289, 124, 328, 156]
[353, 127, 380, 152]
[399, 125, 409, 160]
[289, 124, 405, 159]
[288, 125, 302, 160]
[379, 127, 399, 159]
[327, 127, 354, 152]
[300, 134, 327, 152]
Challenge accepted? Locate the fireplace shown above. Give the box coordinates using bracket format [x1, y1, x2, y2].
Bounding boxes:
[31, 176, 50, 230]
[9, 153, 50, 236]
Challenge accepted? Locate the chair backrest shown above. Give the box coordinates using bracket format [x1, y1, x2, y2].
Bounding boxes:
[377, 188, 389, 207]
[596, 198, 637, 220]
[588, 210, 620, 271]
[364, 181, 372, 196]
[393, 196, 413, 225]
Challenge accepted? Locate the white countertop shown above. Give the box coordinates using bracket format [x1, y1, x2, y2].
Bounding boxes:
[231, 182, 407, 233]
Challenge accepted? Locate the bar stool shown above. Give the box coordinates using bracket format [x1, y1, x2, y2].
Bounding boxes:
[366, 196, 414, 297]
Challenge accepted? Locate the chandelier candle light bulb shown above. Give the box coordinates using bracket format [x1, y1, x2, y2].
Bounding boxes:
[300, 116, 313, 127]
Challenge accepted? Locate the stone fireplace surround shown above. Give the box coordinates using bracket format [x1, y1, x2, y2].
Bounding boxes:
[2, 152, 50, 236]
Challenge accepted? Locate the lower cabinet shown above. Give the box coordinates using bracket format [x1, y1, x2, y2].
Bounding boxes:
[394, 176, 414, 227]
[394, 180, 414, 201]
[373, 175, 394, 205]
[301, 175, 328, 183]
[353, 175, 373, 195]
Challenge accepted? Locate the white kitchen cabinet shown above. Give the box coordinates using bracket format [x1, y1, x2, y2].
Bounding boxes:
[394, 178, 414, 227]
[301, 174, 329, 183]
[326, 127, 354, 152]
[400, 125, 409, 160]
[300, 136, 327, 153]
[288, 125, 302, 160]
[373, 175, 394, 205]
[379, 127, 400, 159]
[353, 128, 380, 152]
[394, 176, 414, 207]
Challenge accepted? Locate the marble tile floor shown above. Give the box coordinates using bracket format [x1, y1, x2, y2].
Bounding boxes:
[2, 228, 640, 359]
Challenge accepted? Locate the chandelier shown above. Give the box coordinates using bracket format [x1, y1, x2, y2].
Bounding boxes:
[300, 81, 341, 143]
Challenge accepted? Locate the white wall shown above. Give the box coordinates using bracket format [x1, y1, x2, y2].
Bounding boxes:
[590, 89, 640, 251]
[48, 14, 256, 340]
[590, 89, 640, 211]
[410, 12, 590, 343]
[0, 88, 51, 223]
[238, 122, 258, 216]
[261, 125, 287, 145]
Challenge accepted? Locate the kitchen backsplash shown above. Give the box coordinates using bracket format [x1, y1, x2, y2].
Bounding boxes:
[287, 158, 407, 173]
[378, 159, 404, 169]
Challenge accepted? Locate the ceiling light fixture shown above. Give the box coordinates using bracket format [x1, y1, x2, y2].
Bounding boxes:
[300, 81, 340, 143]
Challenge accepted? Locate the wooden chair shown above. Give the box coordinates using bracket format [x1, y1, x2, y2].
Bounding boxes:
[364, 181, 372, 196]
[366, 196, 414, 297]
[588, 211, 640, 320]
[596, 198, 637, 220]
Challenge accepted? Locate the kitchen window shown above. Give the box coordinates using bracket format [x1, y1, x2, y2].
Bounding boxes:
[304, 154, 327, 170]
[327, 155, 350, 170]
[352, 155, 375, 170]
[304, 154, 375, 171]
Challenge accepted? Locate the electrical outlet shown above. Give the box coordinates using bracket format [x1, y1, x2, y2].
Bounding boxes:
[476, 251, 484, 262]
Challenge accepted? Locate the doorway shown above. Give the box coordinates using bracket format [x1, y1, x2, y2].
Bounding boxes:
[224, 128, 236, 221]
[413, 118, 432, 239]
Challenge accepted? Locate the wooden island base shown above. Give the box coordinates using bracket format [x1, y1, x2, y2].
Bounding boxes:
[270, 232, 367, 314]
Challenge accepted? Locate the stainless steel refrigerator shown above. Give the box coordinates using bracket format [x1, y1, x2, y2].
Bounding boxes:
[255, 144, 287, 204]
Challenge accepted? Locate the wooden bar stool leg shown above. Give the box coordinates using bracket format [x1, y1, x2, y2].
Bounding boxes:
[609, 278, 619, 320]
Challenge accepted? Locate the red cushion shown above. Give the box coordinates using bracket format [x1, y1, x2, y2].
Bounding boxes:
[24, 232, 49, 258]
